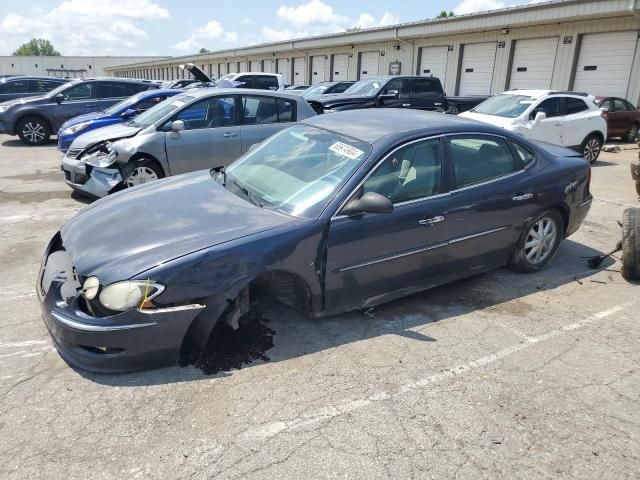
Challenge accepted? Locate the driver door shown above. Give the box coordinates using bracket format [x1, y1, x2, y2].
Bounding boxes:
[377, 78, 411, 109]
[324, 137, 451, 311]
[52, 82, 98, 129]
[165, 95, 242, 175]
[528, 97, 564, 145]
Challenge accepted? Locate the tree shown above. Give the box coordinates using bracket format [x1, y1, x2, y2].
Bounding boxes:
[436, 11, 455, 18]
[13, 38, 61, 56]
[199, 47, 210, 54]
[345, 26, 361, 33]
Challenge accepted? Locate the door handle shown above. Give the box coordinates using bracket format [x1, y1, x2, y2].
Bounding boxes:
[85, 104, 97, 108]
[223, 132, 237, 138]
[402, 103, 411, 107]
[513, 193, 534, 201]
[418, 216, 445, 226]
[554, 122, 564, 127]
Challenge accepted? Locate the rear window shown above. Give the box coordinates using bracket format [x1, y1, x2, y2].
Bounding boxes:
[411, 77, 443, 98]
[565, 97, 588, 115]
[511, 141, 535, 167]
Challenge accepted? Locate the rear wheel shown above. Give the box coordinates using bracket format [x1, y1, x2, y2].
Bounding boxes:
[582, 134, 602, 163]
[621, 208, 640, 281]
[623, 123, 639, 143]
[124, 159, 163, 189]
[508, 210, 564, 273]
[16, 116, 50, 145]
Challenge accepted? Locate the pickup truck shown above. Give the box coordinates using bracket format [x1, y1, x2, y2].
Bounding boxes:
[307, 75, 487, 115]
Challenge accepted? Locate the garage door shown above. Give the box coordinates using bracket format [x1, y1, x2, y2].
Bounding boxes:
[332, 54, 349, 81]
[250, 60, 260, 72]
[277, 59, 289, 83]
[293, 57, 306, 84]
[459, 42, 497, 95]
[311, 55, 326, 84]
[359, 51, 379, 79]
[238, 61, 247, 73]
[573, 31, 638, 98]
[263, 60, 274, 73]
[509, 37, 558, 90]
[219, 63, 227, 76]
[418, 46, 449, 85]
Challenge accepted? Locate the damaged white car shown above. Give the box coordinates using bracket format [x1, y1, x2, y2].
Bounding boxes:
[61, 88, 315, 197]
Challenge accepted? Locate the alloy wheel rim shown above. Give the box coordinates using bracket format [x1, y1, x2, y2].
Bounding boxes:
[22, 122, 45, 143]
[630, 126, 639, 142]
[524, 217, 557, 264]
[584, 139, 600, 162]
[126, 166, 158, 187]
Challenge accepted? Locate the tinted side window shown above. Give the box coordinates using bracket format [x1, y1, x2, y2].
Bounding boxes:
[530, 98, 562, 119]
[410, 78, 443, 98]
[623, 100, 636, 111]
[0, 80, 29, 94]
[242, 96, 278, 124]
[599, 99, 613, 112]
[332, 82, 351, 94]
[255, 76, 279, 90]
[63, 83, 94, 100]
[134, 96, 167, 112]
[566, 97, 588, 115]
[30, 80, 62, 93]
[174, 96, 236, 130]
[236, 76, 255, 88]
[447, 136, 517, 189]
[98, 82, 129, 99]
[511, 141, 535, 167]
[362, 139, 442, 204]
[277, 98, 296, 122]
[382, 78, 410, 98]
[128, 84, 149, 95]
[613, 99, 627, 112]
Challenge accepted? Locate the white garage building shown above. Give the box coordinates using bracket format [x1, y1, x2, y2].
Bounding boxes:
[108, 0, 640, 105]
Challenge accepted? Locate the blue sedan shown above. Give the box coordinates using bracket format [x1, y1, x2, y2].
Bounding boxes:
[38, 110, 592, 372]
[57, 89, 182, 152]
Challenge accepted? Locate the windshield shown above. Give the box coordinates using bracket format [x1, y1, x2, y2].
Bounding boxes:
[473, 94, 535, 118]
[104, 92, 145, 115]
[131, 95, 194, 127]
[302, 84, 329, 99]
[227, 125, 372, 218]
[343, 79, 385, 97]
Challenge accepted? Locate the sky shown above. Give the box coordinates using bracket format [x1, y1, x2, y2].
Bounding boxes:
[0, 0, 547, 57]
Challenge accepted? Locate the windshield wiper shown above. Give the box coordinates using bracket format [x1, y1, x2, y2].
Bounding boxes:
[233, 179, 263, 208]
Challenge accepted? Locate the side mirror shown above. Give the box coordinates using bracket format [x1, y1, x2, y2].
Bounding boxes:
[341, 191, 394, 216]
[120, 108, 137, 118]
[248, 142, 261, 152]
[379, 90, 399, 100]
[599, 106, 609, 113]
[55, 93, 64, 104]
[170, 120, 185, 138]
[532, 111, 547, 125]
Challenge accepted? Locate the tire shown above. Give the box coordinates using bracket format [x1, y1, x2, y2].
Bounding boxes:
[124, 159, 164, 189]
[16, 116, 50, 146]
[508, 209, 565, 273]
[622, 123, 639, 143]
[582, 134, 603, 164]
[620, 208, 640, 281]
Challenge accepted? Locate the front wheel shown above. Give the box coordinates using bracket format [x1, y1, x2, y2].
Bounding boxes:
[582, 134, 603, 163]
[508, 210, 565, 273]
[17, 116, 50, 145]
[124, 159, 164, 189]
[621, 208, 640, 281]
[623, 124, 639, 143]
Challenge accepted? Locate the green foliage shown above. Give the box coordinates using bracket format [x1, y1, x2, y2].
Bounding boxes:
[13, 38, 61, 56]
[199, 48, 210, 54]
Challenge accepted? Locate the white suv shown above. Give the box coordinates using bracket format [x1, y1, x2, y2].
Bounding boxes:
[216, 72, 285, 91]
[460, 90, 607, 163]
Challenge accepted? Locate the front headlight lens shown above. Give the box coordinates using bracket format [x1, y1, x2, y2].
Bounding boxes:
[82, 276, 100, 300]
[62, 122, 91, 135]
[99, 280, 165, 312]
[84, 149, 117, 168]
[0, 105, 9, 113]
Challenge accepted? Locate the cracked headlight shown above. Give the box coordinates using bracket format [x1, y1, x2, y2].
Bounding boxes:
[99, 280, 165, 312]
[82, 276, 100, 300]
[84, 149, 117, 168]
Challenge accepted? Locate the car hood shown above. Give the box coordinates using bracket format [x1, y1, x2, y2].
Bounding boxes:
[0, 95, 48, 109]
[60, 111, 110, 130]
[314, 95, 372, 107]
[70, 123, 142, 150]
[458, 111, 517, 129]
[60, 170, 296, 284]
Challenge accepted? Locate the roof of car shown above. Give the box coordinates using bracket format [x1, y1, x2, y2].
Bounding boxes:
[180, 87, 304, 101]
[303, 109, 492, 143]
[0, 75, 68, 83]
[228, 72, 281, 76]
[502, 89, 593, 99]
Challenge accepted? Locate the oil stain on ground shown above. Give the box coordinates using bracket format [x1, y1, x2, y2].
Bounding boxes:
[179, 312, 275, 375]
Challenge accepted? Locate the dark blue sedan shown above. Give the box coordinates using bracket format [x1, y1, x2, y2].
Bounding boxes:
[38, 110, 592, 372]
[57, 89, 182, 152]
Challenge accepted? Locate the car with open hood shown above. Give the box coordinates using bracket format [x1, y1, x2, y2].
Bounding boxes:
[57, 89, 182, 152]
[60, 88, 315, 197]
[39, 109, 592, 373]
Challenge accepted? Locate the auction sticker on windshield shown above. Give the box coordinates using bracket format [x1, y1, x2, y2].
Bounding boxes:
[329, 141, 364, 160]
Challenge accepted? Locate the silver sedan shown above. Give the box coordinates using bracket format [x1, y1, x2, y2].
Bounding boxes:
[61, 89, 316, 197]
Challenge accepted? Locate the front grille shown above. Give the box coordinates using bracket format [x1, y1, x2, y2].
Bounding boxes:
[64, 170, 71, 181]
[66, 148, 83, 159]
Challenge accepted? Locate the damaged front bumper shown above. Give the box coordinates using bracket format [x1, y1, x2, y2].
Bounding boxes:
[37, 240, 205, 373]
[61, 154, 123, 198]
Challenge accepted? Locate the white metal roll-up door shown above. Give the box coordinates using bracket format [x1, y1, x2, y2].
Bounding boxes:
[238, 61, 247, 73]
[250, 60, 260, 72]
[293, 57, 306, 84]
[359, 51, 379, 79]
[263, 60, 274, 73]
[277, 59, 289, 83]
[219, 63, 227, 76]
[573, 31, 638, 98]
[459, 42, 497, 95]
[418, 46, 449, 85]
[509, 37, 558, 90]
[311, 55, 326, 84]
[332, 54, 349, 81]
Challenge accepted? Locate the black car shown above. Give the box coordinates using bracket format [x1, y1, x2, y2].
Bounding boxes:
[0, 77, 158, 145]
[38, 109, 592, 373]
[301, 81, 356, 99]
[0, 75, 69, 102]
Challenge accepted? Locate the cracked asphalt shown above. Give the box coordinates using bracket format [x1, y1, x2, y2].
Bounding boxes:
[0, 134, 638, 479]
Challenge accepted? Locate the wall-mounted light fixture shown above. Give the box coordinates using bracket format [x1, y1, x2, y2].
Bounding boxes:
[502, 29, 510, 34]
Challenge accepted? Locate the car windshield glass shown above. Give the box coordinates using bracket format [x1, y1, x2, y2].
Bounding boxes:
[132, 95, 194, 127]
[226, 124, 372, 218]
[343, 79, 385, 97]
[473, 94, 535, 118]
[104, 93, 145, 115]
[302, 84, 329, 98]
